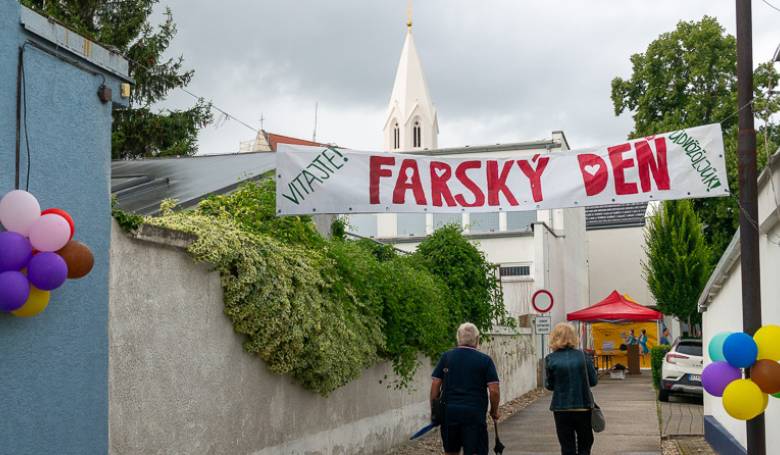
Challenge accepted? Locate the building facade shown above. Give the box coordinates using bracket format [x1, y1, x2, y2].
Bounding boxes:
[697, 150, 780, 454]
[0, 1, 130, 453]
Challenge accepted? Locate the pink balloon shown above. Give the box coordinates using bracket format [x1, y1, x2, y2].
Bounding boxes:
[28, 214, 71, 252]
[0, 190, 41, 235]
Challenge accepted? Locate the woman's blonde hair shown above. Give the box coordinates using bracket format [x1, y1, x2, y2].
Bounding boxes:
[549, 322, 579, 351]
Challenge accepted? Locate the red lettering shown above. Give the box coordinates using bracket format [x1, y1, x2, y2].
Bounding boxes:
[577, 154, 609, 196]
[369, 155, 395, 204]
[635, 138, 670, 192]
[454, 161, 485, 207]
[517, 157, 550, 203]
[487, 160, 518, 206]
[393, 159, 427, 205]
[608, 143, 638, 195]
[430, 162, 456, 207]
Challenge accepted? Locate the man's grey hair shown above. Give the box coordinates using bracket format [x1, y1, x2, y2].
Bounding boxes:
[457, 322, 480, 347]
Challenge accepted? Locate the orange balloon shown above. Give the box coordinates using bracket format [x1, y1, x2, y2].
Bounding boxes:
[56, 240, 94, 279]
[751, 360, 780, 395]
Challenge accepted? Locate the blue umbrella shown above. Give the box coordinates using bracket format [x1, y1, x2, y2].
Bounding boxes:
[410, 422, 438, 440]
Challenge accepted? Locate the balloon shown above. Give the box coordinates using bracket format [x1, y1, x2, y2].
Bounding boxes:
[41, 208, 74, 240]
[0, 271, 31, 312]
[702, 361, 742, 397]
[56, 240, 94, 279]
[0, 231, 33, 272]
[754, 325, 780, 361]
[723, 332, 758, 368]
[28, 214, 71, 252]
[27, 252, 68, 291]
[751, 360, 780, 394]
[773, 392, 780, 399]
[11, 286, 50, 317]
[0, 190, 40, 235]
[722, 379, 766, 420]
[708, 332, 731, 362]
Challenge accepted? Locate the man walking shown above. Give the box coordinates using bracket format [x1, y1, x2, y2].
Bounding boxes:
[430, 322, 500, 455]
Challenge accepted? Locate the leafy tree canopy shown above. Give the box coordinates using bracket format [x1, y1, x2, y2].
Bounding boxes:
[643, 200, 712, 328]
[612, 16, 780, 258]
[22, 0, 213, 159]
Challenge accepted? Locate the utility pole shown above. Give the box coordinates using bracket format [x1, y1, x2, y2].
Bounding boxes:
[735, 1, 764, 453]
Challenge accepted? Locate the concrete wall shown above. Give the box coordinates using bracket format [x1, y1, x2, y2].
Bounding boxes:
[587, 226, 654, 306]
[109, 221, 538, 455]
[0, 2, 127, 453]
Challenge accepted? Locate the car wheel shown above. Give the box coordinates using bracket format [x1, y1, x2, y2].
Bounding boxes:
[658, 389, 670, 402]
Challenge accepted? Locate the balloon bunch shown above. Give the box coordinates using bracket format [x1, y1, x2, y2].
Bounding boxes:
[0, 190, 94, 317]
[703, 325, 780, 421]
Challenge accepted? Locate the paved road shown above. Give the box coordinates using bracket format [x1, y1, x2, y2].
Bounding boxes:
[490, 374, 661, 454]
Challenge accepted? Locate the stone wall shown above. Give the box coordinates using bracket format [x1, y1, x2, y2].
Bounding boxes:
[108, 221, 538, 454]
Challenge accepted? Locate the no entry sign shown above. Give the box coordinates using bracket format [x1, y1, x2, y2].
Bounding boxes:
[276, 124, 728, 215]
[532, 289, 554, 313]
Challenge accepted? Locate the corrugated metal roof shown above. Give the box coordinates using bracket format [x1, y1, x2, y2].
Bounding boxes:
[585, 202, 649, 230]
[111, 152, 276, 215]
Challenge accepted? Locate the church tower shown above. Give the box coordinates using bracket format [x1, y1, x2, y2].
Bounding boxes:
[383, 11, 438, 152]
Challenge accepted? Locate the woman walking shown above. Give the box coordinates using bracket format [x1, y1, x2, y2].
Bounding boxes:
[545, 323, 598, 455]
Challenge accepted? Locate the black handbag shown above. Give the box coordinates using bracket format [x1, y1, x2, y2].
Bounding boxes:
[431, 352, 450, 424]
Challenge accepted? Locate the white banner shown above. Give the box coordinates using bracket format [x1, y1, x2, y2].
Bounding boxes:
[276, 124, 729, 215]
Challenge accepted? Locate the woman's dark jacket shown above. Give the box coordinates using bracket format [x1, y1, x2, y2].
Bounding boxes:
[544, 348, 598, 411]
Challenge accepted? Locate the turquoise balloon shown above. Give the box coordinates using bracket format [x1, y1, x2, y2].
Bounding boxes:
[709, 332, 731, 362]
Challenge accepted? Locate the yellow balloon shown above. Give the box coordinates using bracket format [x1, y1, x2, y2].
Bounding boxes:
[722, 379, 766, 421]
[754, 325, 780, 361]
[11, 286, 50, 317]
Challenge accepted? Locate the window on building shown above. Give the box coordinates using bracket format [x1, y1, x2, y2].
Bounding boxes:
[469, 212, 499, 233]
[507, 210, 536, 232]
[393, 122, 400, 149]
[396, 213, 426, 237]
[499, 265, 531, 278]
[348, 214, 377, 238]
[433, 213, 462, 230]
[413, 120, 421, 148]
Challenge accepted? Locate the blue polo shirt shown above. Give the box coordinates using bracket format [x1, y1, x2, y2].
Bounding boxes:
[432, 346, 499, 423]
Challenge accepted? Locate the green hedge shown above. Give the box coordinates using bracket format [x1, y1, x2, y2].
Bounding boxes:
[142, 180, 511, 394]
[651, 345, 671, 389]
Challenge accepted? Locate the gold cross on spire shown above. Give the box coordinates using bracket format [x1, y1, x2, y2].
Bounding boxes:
[407, 0, 413, 29]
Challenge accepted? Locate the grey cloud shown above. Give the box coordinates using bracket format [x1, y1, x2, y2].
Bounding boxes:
[156, 0, 780, 153]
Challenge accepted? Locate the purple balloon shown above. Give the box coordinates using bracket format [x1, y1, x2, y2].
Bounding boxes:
[27, 252, 68, 291]
[0, 231, 33, 272]
[702, 361, 742, 397]
[0, 271, 31, 312]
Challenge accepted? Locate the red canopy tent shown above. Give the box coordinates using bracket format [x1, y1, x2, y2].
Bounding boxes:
[567, 290, 662, 322]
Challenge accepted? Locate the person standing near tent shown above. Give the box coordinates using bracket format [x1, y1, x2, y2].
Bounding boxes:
[545, 322, 598, 455]
[638, 329, 650, 355]
[430, 322, 500, 455]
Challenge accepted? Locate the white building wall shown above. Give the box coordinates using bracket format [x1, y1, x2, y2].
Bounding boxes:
[587, 226, 655, 306]
[700, 153, 780, 452]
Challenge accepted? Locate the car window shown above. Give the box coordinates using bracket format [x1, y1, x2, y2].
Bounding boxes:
[676, 342, 702, 356]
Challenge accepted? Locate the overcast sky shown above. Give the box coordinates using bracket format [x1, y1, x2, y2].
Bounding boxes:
[154, 0, 780, 154]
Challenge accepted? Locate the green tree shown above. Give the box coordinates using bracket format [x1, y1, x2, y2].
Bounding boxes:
[611, 16, 779, 259]
[21, 0, 213, 159]
[643, 200, 712, 330]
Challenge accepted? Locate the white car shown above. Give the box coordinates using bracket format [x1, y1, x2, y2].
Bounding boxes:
[658, 338, 703, 402]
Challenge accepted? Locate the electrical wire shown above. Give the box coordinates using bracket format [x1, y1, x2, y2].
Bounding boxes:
[761, 0, 780, 13]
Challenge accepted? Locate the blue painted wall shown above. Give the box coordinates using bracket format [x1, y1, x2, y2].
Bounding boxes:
[0, 1, 127, 453]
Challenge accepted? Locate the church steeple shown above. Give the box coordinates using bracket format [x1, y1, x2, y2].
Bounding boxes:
[383, 10, 438, 152]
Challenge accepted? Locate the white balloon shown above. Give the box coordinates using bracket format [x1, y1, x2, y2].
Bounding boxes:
[0, 190, 41, 235]
[28, 214, 71, 252]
